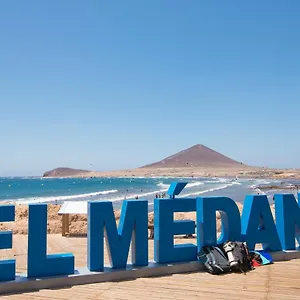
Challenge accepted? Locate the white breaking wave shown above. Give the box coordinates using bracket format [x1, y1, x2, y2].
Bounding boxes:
[12, 177, 243, 205]
[202, 180, 220, 183]
[203, 178, 229, 184]
[231, 181, 241, 185]
[157, 182, 169, 188]
[13, 189, 118, 204]
[180, 182, 237, 197]
[157, 181, 204, 189]
[186, 182, 204, 188]
[217, 178, 229, 183]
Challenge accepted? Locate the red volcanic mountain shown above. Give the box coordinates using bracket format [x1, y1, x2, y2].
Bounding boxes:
[142, 144, 243, 168]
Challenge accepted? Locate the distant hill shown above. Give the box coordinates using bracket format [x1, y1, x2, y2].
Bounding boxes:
[142, 144, 244, 168]
[43, 167, 90, 177]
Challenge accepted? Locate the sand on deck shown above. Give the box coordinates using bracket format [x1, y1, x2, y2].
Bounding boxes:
[0, 234, 299, 300]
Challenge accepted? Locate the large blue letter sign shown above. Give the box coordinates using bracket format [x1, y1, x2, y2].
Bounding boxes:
[241, 195, 281, 251]
[2, 191, 300, 285]
[88, 200, 148, 271]
[0, 205, 15, 281]
[27, 204, 74, 277]
[196, 196, 241, 251]
[154, 198, 197, 264]
[275, 194, 300, 250]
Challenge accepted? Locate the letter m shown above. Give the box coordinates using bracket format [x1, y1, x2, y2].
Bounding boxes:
[87, 200, 148, 271]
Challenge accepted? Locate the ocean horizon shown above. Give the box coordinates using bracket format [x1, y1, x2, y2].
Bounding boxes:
[0, 176, 298, 210]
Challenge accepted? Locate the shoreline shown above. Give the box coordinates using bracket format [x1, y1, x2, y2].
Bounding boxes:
[42, 166, 300, 180]
[1, 175, 298, 206]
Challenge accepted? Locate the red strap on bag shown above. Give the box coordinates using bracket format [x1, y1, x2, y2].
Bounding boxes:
[252, 259, 262, 267]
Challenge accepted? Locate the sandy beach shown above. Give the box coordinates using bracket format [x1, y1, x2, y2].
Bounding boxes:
[53, 166, 300, 180]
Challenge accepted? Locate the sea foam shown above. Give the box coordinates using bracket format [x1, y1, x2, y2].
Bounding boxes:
[13, 189, 118, 204]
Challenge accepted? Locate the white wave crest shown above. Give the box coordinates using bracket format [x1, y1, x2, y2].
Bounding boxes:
[202, 178, 229, 184]
[231, 181, 241, 185]
[253, 180, 270, 185]
[218, 178, 229, 183]
[180, 181, 241, 197]
[186, 182, 204, 188]
[157, 182, 169, 188]
[180, 185, 230, 197]
[202, 180, 219, 183]
[13, 189, 118, 204]
[157, 181, 204, 189]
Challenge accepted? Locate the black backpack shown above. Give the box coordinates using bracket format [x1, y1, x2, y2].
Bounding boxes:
[222, 241, 252, 273]
[198, 246, 231, 275]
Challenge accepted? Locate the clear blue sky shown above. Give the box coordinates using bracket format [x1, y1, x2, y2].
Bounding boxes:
[1, 0, 300, 176]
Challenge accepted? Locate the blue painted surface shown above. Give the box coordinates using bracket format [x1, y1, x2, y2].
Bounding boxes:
[154, 198, 197, 264]
[241, 195, 281, 251]
[0, 231, 13, 250]
[88, 200, 148, 271]
[0, 205, 15, 281]
[167, 182, 188, 198]
[196, 196, 241, 251]
[173, 220, 195, 235]
[0, 205, 15, 221]
[275, 194, 300, 250]
[27, 204, 74, 278]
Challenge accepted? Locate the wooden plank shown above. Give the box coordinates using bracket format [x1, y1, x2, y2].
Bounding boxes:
[65, 214, 70, 236]
[62, 215, 66, 237]
[1, 234, 300, 299]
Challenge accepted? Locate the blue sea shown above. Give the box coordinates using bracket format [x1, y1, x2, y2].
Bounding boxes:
[0, 176, 299, 210]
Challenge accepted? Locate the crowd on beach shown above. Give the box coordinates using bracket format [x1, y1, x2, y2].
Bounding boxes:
[155, 192, 166, 198]
[122, 191, 167, 200]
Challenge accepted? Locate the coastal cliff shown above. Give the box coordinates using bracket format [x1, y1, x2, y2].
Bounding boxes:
[43, 167, 90, 177]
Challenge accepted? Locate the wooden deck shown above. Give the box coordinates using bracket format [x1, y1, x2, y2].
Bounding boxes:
[1, 234, 300, 299]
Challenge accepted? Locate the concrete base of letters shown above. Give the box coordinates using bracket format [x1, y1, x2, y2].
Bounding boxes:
[1, 250, 300, 295]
